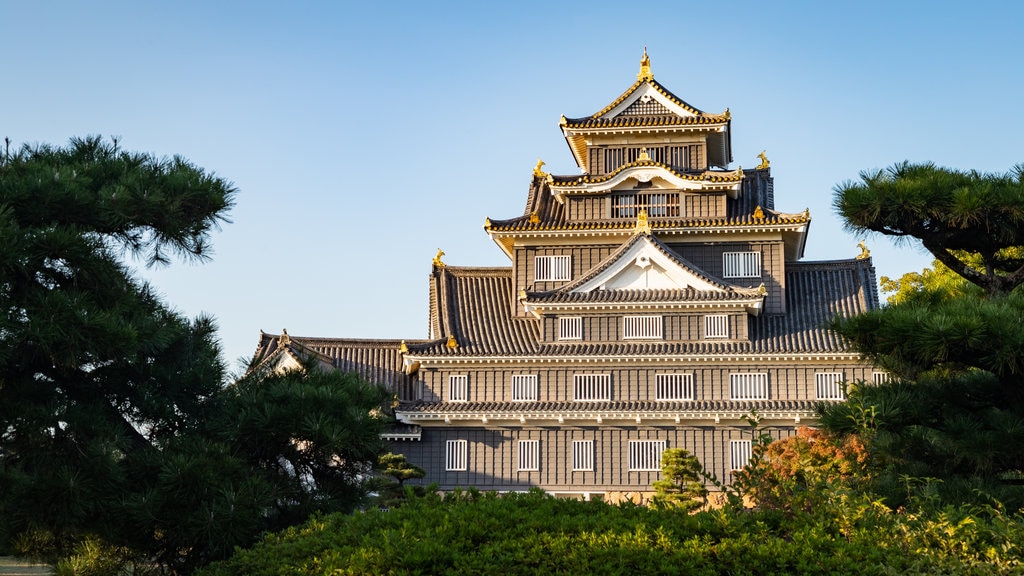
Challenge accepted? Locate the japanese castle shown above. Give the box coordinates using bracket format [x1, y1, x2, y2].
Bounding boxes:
[253, 51, 880, 500]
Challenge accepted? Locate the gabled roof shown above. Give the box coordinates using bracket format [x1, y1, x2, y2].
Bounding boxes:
[548, 160, 744, 198]
[521, 232, 765, 316]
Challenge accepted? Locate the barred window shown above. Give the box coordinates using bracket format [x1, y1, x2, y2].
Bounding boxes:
[730, 440, 752, 470]
[815, 372, 845, 400]
[449, 375, 468, 402]
[446, 440, 467, 471]
[611, 192, 681, 218]
[656, 373, 694, 401]
[572, 440, 594, 471]
[873, 371, 891, 384]
[559, 316, 582, 340]
[705, 315, 729, 339]
[628, 440, 666, 471]
[535, 255, 572, 281]
[518, 440, 540, 471]
[730, 373, 768, 400]
[722, 251, 761, 278]
[623, 315, 662, 339]
[511, 375, 538, 402]
[573, 374, 611, 401]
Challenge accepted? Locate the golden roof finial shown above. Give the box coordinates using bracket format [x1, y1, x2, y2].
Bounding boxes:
[277, 328, 290, 348]
[529, 211, 540, 224]
[518, 289, 528, 301]
[446, 335, 459, 349]
[533, 159, 547, 178]
[483, 217, 492, 229]
[634, 209, 651, 235]
[637, 46, 653, 82]
[399, 340, 409, 354]
[756, 150, 770, 170]
[856, 241, 871, 260]
[757, 283, 767, 295]
[433, 248, 446, 268]
[753, 205, 765, 219]
[638, 147, 651, 162]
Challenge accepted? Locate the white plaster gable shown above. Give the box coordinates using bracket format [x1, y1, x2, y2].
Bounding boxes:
[599, 83, 698, 120]
[570, 236, 723, 294]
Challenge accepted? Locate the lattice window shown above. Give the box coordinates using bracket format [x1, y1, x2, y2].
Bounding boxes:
[448, 375, 468, 402]
[621, 97, 671, 116]
[623, 315, 662, 339]
[628, 440, 666, 471]
[518, 440, 540, 471]
[573, 374, 611, 401]
[535, 255, 572, 281]
[730, 440, 752, 470]
[722, 251, 762, 278]
[559, 316, 582, 341]
[572, 440, 594, 471]
[656, 373, 695, 401]
[611, 192, 681, 218]
[730, 373, 768, 400]
[446, 440, 467, 471]
[705, 315, 729, 339]
[815, 372, 845, 400]
[511, 375, 538, 402]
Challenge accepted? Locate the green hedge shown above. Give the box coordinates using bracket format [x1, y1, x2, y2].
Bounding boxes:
[198, 490, 1023, 576]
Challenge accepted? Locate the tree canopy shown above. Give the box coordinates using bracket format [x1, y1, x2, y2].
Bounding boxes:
[834, 161, 1024, 296]
[0, 137, 391, 573]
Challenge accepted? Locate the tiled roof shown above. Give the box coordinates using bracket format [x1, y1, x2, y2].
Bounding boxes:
[561, 114, 728, 129]
[399, 399, 818, 415]
[585, 77, 708, 121]
[547, 160, 741, 187]
[524, 288, 758, 304]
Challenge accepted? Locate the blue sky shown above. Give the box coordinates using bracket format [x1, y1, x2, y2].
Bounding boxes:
[4, 1, 1023, 370]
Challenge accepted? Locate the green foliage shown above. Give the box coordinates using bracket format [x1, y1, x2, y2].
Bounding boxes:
[371, 452, 429, 509]
[197, 489, 1024, 576]
[0, 137, 391, 573]
[650, 448, 707, 511]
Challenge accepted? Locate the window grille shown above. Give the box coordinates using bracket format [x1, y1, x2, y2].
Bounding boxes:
[535, 255, 572, 281]
[705, 315, 729, 339]
[722, 251, 762, 278]
[815, 372, 845, 400]
[873, 371, 891, 384]
[511, 375, 538, 402]
[730, 373, 768, 400]
[446, 440, 467, 471]
[656, 373, 694, 401]
[623, 315, 662, 339]
[573, 374, 611, 401]
[559, 316, 582, 341]
[449, 375, 468, 402]
[572, 440, 594, 471]
[730, 440, 752, 470]
[611, 192, 681, 218]
[518, 440, 540, 471]
[628, 440, 666, 471]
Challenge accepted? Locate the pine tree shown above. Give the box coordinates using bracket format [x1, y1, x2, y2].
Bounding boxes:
[651, 448, 707, 511]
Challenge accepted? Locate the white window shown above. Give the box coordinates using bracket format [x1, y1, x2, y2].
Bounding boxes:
[572, 440, 594, 471]
[573, 374, 611, 401]
[730, 440, 752, 470]
[704, 315, 729, 339]
[815, 372, 845, 400]
[448, 375, 468, 402]
[511, 375, 538, 402]
[730, 373, 768, 400]
[446, 440, 467, 471]
[623, 315, 662, 339]
[628, 440, 666, 471]
[535, 255, 572, 281]
[873, 371, 891, 384]
[722, 251, 762, 278]
[656, 373, 695, 401]
[518, 440, 540, 471]
[559, 316, 582, 340]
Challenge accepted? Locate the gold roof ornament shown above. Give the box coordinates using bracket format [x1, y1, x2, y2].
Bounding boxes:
[753, 205, 765, 219]
[756, 150, 770, 170]
[757, 283, 767, 295]
[483, 217, 491, 228]
[433, 248, 446, 268]
[633, 209, 652, 235]
[446, 335, 459, 349]
[277, 328, 290, 348]
[518, 289, 528, 301]
[724, 108, 731, 120]
[856, 241, 871, 260]
[638, 147, 651, 162]
[529, 211, 540, 224]
[637, 46, 653, 82]
[399, 340, 409, 354]
[533, 159, 548, 178]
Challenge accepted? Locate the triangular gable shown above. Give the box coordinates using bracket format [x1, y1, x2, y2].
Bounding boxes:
[570, 235, 727, 293]
[598, 82, 699, 121]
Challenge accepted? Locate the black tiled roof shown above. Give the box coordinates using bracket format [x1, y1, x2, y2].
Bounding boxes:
[399, 399, 820, 414]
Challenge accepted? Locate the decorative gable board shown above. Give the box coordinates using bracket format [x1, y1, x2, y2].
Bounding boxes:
[571, 236, 724, 293]
[599, 83, 697, 120]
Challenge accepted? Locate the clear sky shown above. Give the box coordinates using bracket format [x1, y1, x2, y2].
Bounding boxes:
[4, 1, 1023, 371]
